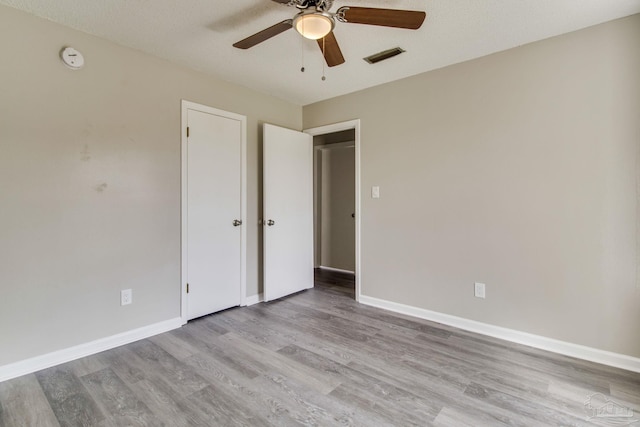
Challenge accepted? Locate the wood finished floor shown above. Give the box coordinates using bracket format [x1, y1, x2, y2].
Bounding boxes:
[1, 270, 639, 426]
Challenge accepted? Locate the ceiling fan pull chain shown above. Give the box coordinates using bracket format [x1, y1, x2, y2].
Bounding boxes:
[321, 36, 326, 81]
[300, 36, 305, 72]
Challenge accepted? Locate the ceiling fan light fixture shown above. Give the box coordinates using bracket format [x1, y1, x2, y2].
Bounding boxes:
[293, 12, 334, 40]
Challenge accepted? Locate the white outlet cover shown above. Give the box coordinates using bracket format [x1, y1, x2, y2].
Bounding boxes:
[120, 289, 132, 306]
[474, 282, 486, 299]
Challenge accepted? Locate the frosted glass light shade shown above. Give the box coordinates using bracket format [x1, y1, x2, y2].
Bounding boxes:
[294, 13, 334, 40]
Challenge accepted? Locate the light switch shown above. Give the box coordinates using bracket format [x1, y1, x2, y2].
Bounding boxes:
[371, 186, 380, 199]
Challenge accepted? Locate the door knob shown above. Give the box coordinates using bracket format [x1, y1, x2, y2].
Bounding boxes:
[233, 219, 242, 226]
[267, 219, 275, 226]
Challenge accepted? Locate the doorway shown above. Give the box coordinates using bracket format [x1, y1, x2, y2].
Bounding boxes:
[305, 120, 361, 300]
[315, 139, 355, 265]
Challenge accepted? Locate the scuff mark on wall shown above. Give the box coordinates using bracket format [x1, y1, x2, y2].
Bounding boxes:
[94, 183, 107, 193]
[82, 119, 94, 139]
[80, 144, 91, 162]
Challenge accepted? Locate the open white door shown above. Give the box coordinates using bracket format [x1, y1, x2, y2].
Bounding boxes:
[263, 124, 314, 301]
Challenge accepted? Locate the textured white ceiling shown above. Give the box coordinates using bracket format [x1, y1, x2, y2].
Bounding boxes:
[2, 0, 639, 105]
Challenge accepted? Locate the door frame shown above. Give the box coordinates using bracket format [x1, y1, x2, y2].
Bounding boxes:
[181, 100, 247, 324]
[305, 119, 361, 301]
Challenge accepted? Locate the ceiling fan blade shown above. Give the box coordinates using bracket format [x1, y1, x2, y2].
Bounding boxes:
[317, 31, 345, 67]
[233, 19, 293, 49]
[340, 7, 426, 30]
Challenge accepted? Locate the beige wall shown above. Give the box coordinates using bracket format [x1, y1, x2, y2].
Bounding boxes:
[304, 15, 640, 357]
[0, 5, 301, 366]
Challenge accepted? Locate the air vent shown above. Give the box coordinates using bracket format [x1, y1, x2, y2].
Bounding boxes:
[363, 47, 406, 64]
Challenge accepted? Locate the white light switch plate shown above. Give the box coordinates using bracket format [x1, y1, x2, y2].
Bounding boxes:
[371, 186, 380, 199]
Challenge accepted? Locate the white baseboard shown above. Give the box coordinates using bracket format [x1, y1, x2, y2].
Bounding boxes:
[244, 293, 264, 306]
[319, 265, 355, 275]
[0, 317, 183, 383]
[359, 295, 640, 373]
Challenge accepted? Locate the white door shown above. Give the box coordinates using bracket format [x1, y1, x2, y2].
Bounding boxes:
[263, 124, 314, 301]
[185, 105, 245, 320]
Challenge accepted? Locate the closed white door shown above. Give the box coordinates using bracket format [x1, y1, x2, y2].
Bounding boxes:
[263, 124, 314, 301]
[185, 106, 245, 320]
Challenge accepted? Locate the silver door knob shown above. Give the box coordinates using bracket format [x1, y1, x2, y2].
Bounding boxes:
[267, 219, 275, 226]
[233, 219, 242, 227]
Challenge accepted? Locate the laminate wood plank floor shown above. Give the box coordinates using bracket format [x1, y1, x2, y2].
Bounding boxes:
[1, 270, 639, 426]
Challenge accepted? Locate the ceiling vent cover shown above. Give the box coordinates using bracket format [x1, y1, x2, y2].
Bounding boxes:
[363, 47, 406, 64]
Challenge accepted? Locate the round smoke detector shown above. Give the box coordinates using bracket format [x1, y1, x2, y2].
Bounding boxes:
[60, 47, 85, 70]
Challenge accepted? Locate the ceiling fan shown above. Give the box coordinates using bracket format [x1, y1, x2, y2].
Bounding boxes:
[233, 0, 426, 67]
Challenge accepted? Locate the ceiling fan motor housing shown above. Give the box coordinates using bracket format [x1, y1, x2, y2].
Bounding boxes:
[293, 0, 334, 11]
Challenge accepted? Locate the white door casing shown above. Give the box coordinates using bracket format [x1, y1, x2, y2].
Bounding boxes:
[181, 101, 246, 322]
[263, 124, 314, 301]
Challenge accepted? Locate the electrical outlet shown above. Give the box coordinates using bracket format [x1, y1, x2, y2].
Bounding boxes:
[474, 282, 486, 299]
[121, 289, 132, 306]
